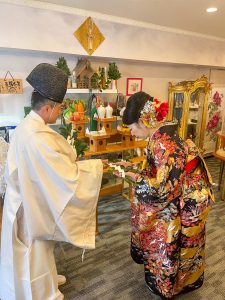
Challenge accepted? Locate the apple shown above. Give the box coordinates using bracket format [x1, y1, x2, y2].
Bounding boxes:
[73, 112, 80, 121]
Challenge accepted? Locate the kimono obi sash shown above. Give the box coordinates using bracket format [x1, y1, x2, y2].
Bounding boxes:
[185, 157, 199, 174]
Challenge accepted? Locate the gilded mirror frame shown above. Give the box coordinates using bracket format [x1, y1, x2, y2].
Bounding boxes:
[168, 75, 211, 149]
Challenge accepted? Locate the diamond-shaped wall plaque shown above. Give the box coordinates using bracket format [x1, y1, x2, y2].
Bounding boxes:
[74, 17, 105, 55]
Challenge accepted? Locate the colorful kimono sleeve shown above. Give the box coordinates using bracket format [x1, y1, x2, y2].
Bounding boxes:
[135, 139, 186, 209]
[130, 136, 187, 267]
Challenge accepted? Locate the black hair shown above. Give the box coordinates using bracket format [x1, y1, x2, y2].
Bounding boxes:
[31, 91, 55, 111]
[122, 91, 153, 125]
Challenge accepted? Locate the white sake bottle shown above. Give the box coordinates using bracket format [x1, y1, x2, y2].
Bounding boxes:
[97, 105, 106, 118]
[106, 103, 113, 118]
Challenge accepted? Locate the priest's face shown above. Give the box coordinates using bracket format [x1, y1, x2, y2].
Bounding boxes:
[47, 102, 62, 124]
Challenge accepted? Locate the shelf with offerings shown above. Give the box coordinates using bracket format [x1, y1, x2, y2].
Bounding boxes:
[61, 89, 139, 200]
[83, 128, 147, 198]
[82, 128, 148, 233]
[66, 88, 118, 94]
[84, 140, 148, 158]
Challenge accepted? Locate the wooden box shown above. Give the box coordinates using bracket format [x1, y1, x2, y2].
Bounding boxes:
[88, 134, 110, 152]
[72, 119, 88, 138]
[94, 117, 117, 134]
[121, 134, 135, 147]
[117, 129, 135, 147]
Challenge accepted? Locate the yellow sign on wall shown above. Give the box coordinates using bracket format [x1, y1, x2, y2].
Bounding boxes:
[74, 17, 105, 55]
[0, 71, 23, 94]
[0, 79, 23, 94]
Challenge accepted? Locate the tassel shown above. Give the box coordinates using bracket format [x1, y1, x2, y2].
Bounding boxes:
[81, 248, 86, 262]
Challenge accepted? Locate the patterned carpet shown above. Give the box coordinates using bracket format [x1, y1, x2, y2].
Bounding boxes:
[55, 157, 225, 300]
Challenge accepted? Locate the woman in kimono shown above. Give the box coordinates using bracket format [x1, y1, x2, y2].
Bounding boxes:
[0, 63, 103, 300]
[120, 92, 214, 299]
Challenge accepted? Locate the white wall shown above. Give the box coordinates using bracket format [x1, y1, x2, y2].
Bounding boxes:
[1, 2, 225, 67]
[1, 49, 225, 124]
[0, 50, 78, 123]
[116, 61, 211, 100]
[1, 1, 225, 125]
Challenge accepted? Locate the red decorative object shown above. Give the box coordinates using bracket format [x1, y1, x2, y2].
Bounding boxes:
[206, 90, 223, 142]
[126, 78, 143, 96]
[140, 98, 168, 128]
[155, 102, 169, 121]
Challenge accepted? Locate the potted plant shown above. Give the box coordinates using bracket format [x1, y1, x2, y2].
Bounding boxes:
[90, 68, 111, 91]
[56, 57, 71, 88]
[59, 117, 88, 157]
[107, 62, 121, 90]
[90, 73, 99, 89]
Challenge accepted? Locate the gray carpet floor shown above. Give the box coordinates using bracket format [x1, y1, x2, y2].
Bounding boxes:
[55, 157, 225, 299]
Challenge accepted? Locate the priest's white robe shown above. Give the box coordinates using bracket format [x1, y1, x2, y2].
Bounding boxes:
[0, 111, 103, 300]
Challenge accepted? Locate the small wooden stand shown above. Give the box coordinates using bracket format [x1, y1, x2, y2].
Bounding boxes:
[72, 119, 88, 138]
[87, 134, 111, 152]
[117, 129, 135, 147]
[94, 117, 117, 134]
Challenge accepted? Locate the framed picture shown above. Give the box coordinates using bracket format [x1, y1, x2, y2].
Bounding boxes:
[126, 78, 143, 96]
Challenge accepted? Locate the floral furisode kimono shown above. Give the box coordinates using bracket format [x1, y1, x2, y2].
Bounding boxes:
[130, 124, 214, 299]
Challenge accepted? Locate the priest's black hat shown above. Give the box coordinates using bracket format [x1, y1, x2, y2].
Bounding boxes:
[26, 63, 68, 103]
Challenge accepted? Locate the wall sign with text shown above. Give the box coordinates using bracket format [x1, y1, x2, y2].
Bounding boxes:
[0, 71, 23, 94]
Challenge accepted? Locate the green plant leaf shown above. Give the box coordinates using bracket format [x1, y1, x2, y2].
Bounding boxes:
[107, 62, 121, 80]
[59, 116, 88, 157]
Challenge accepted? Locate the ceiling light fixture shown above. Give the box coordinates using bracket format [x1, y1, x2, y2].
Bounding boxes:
[206, 7, 218, 13]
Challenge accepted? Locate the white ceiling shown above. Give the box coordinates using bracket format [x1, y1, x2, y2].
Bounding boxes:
[36, 0, 225, 39]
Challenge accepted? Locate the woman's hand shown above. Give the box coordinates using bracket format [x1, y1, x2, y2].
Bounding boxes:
[104, 160, 140, 181]
[112, 170, 140, 182]
[113, 170, 123, 178]
[124, 171, 140, 181]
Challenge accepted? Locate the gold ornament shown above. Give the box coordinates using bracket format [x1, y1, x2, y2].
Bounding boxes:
[74, 17, 105, 55]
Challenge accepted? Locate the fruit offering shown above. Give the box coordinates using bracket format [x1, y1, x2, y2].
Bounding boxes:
[63, 99, 86, 121]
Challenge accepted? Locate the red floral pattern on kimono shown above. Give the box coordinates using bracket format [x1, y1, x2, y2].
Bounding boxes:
[130, 125, 214, 299]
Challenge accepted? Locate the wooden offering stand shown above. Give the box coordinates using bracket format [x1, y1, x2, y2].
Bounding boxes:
[117, 129, 135, 147]
[94, 117, 117, 134]
[86, 133, 111, 152]
[72, 119, 88, 138]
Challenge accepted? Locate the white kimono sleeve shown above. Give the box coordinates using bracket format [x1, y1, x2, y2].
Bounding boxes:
[19, 132, 103, 249]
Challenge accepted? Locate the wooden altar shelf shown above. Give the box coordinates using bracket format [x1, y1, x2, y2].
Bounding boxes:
[99, 181, 123, 198]
[72, 119, 88, 138]
[84, 140, 148, 158]
[117, 129, 135, 147]
[129, 155, 146, 165]
[85, 133, 111, 152]
[102, 129, 118, 136]
[121, 134, 135, 147]
[94, 116, 117, 134]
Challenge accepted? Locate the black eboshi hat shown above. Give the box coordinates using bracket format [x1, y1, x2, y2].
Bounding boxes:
[26, 63, 68, 103]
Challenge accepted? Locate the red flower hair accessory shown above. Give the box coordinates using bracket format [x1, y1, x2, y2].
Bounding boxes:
[140, 99, 168, 128]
